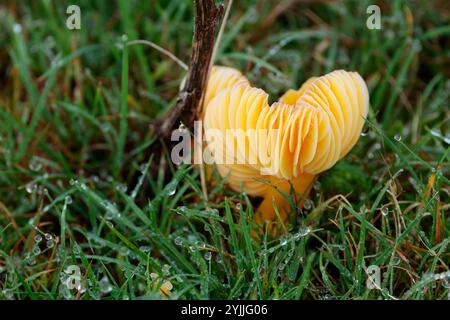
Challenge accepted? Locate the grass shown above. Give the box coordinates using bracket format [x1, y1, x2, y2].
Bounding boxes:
[0, 0, 449, 300]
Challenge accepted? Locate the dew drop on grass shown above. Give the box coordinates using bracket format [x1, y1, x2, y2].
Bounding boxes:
[73, 245, 81, 254]
[99, 276, 113, 294]
[12, 23, 22, 33]
[392, 256, 401, 266]
[25, 182, 36, 194]
[296, 226, 311, 238]
[443, 280, 450, 289]
[34, 234, 42, 243]
[27, 256, 36, 266]
[278, 263, 286, 271]
[165, 182, 177, 196]
[33, 246, 41, 255]
[65, 195, 72, 204]
[29, 157, 42, 172]
[195, 240, 204, 248]
[430, 129, 441, 137]
[303, 200, 312, 210]
[381, 207, 389, 216]
[105, 211, 114, 220]
[139, 245, 150, 253]
[2, 288, 14, 299]
[279, 237, 288, 246]
[69, 178, 77, 186]
[361, 129, 368, 137]
[139, 163, 148, 173]
[121, 34, 128, 42]
[313, 181, 321, 190]
[394, 134, 402, 142]
[116, 183, 128, 193]
[46, 240, 54, 248]
[174, 236, 183, 246]
[119, 247, 130, 256]
[444, 135, 450, 145]
[204, 252, 212, 261]
[162, 264, 171, 274]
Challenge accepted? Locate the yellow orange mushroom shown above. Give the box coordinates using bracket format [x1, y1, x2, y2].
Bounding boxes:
[202, 66, 369, 228]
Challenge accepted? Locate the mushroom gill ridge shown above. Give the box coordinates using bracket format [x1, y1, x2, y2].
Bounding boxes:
[202, 66, 369, 225]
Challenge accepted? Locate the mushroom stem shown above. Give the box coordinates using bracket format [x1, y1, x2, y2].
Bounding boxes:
[255, 174, 316, 233]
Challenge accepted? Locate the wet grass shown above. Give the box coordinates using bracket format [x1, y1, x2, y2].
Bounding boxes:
[0, 0, 449, 300]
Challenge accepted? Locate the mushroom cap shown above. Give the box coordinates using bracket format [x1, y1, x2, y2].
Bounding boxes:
[203, 66, 369, 198]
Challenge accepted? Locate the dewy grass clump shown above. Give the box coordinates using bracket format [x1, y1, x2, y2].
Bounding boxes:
[203, 66, 369, 227]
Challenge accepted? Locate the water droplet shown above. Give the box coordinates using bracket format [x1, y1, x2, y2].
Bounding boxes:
[392, 256, 401, 266]
[381, 207, 389, 216]
[204, 252, 212, 261]
[443, 279, 450, 289]
[69, 178, 77, 186]
[279, 237, 288, 246]
[174, 236, 183, 246]
[73, 245, 81, 254]
[99, 276, 113, 294]
[162, 264, 171, 274]
[2, 289, 14, 299]
[296, 226, 311, 238]
[105, 211, 114, 220]
[65, 195, 72, 204]
[430, 129, 441, 137]
[394, 134, 402, 142]
[33, 246, 41, 255]
[313, 181, 321, 190]
[13, 23, 22, 33]
[139, 246, 151, 253]
[116, 183, 127, 193]
[119, 247, 130, 256]
[139, 163, 148, 173]
[278, 263, 286, 271]
[303, 200, 312, 210]
[34, 234, 42, 243]
[29, 157, 43, 172]
[444, 135, 450, 145]
[121, 34, 128, 42]
[195, 240, 204, 248]
[25, 182, 36, 194]
[46, 240, 54, 248]
[27, 256, 36, 266]
[361, 127, 369, 136]
[167, 187, 176, 196]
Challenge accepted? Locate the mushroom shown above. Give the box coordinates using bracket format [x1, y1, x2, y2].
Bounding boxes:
[202, 66, 369, 228]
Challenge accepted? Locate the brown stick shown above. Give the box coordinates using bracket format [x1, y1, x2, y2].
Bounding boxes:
[151, 0, 224, 140]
